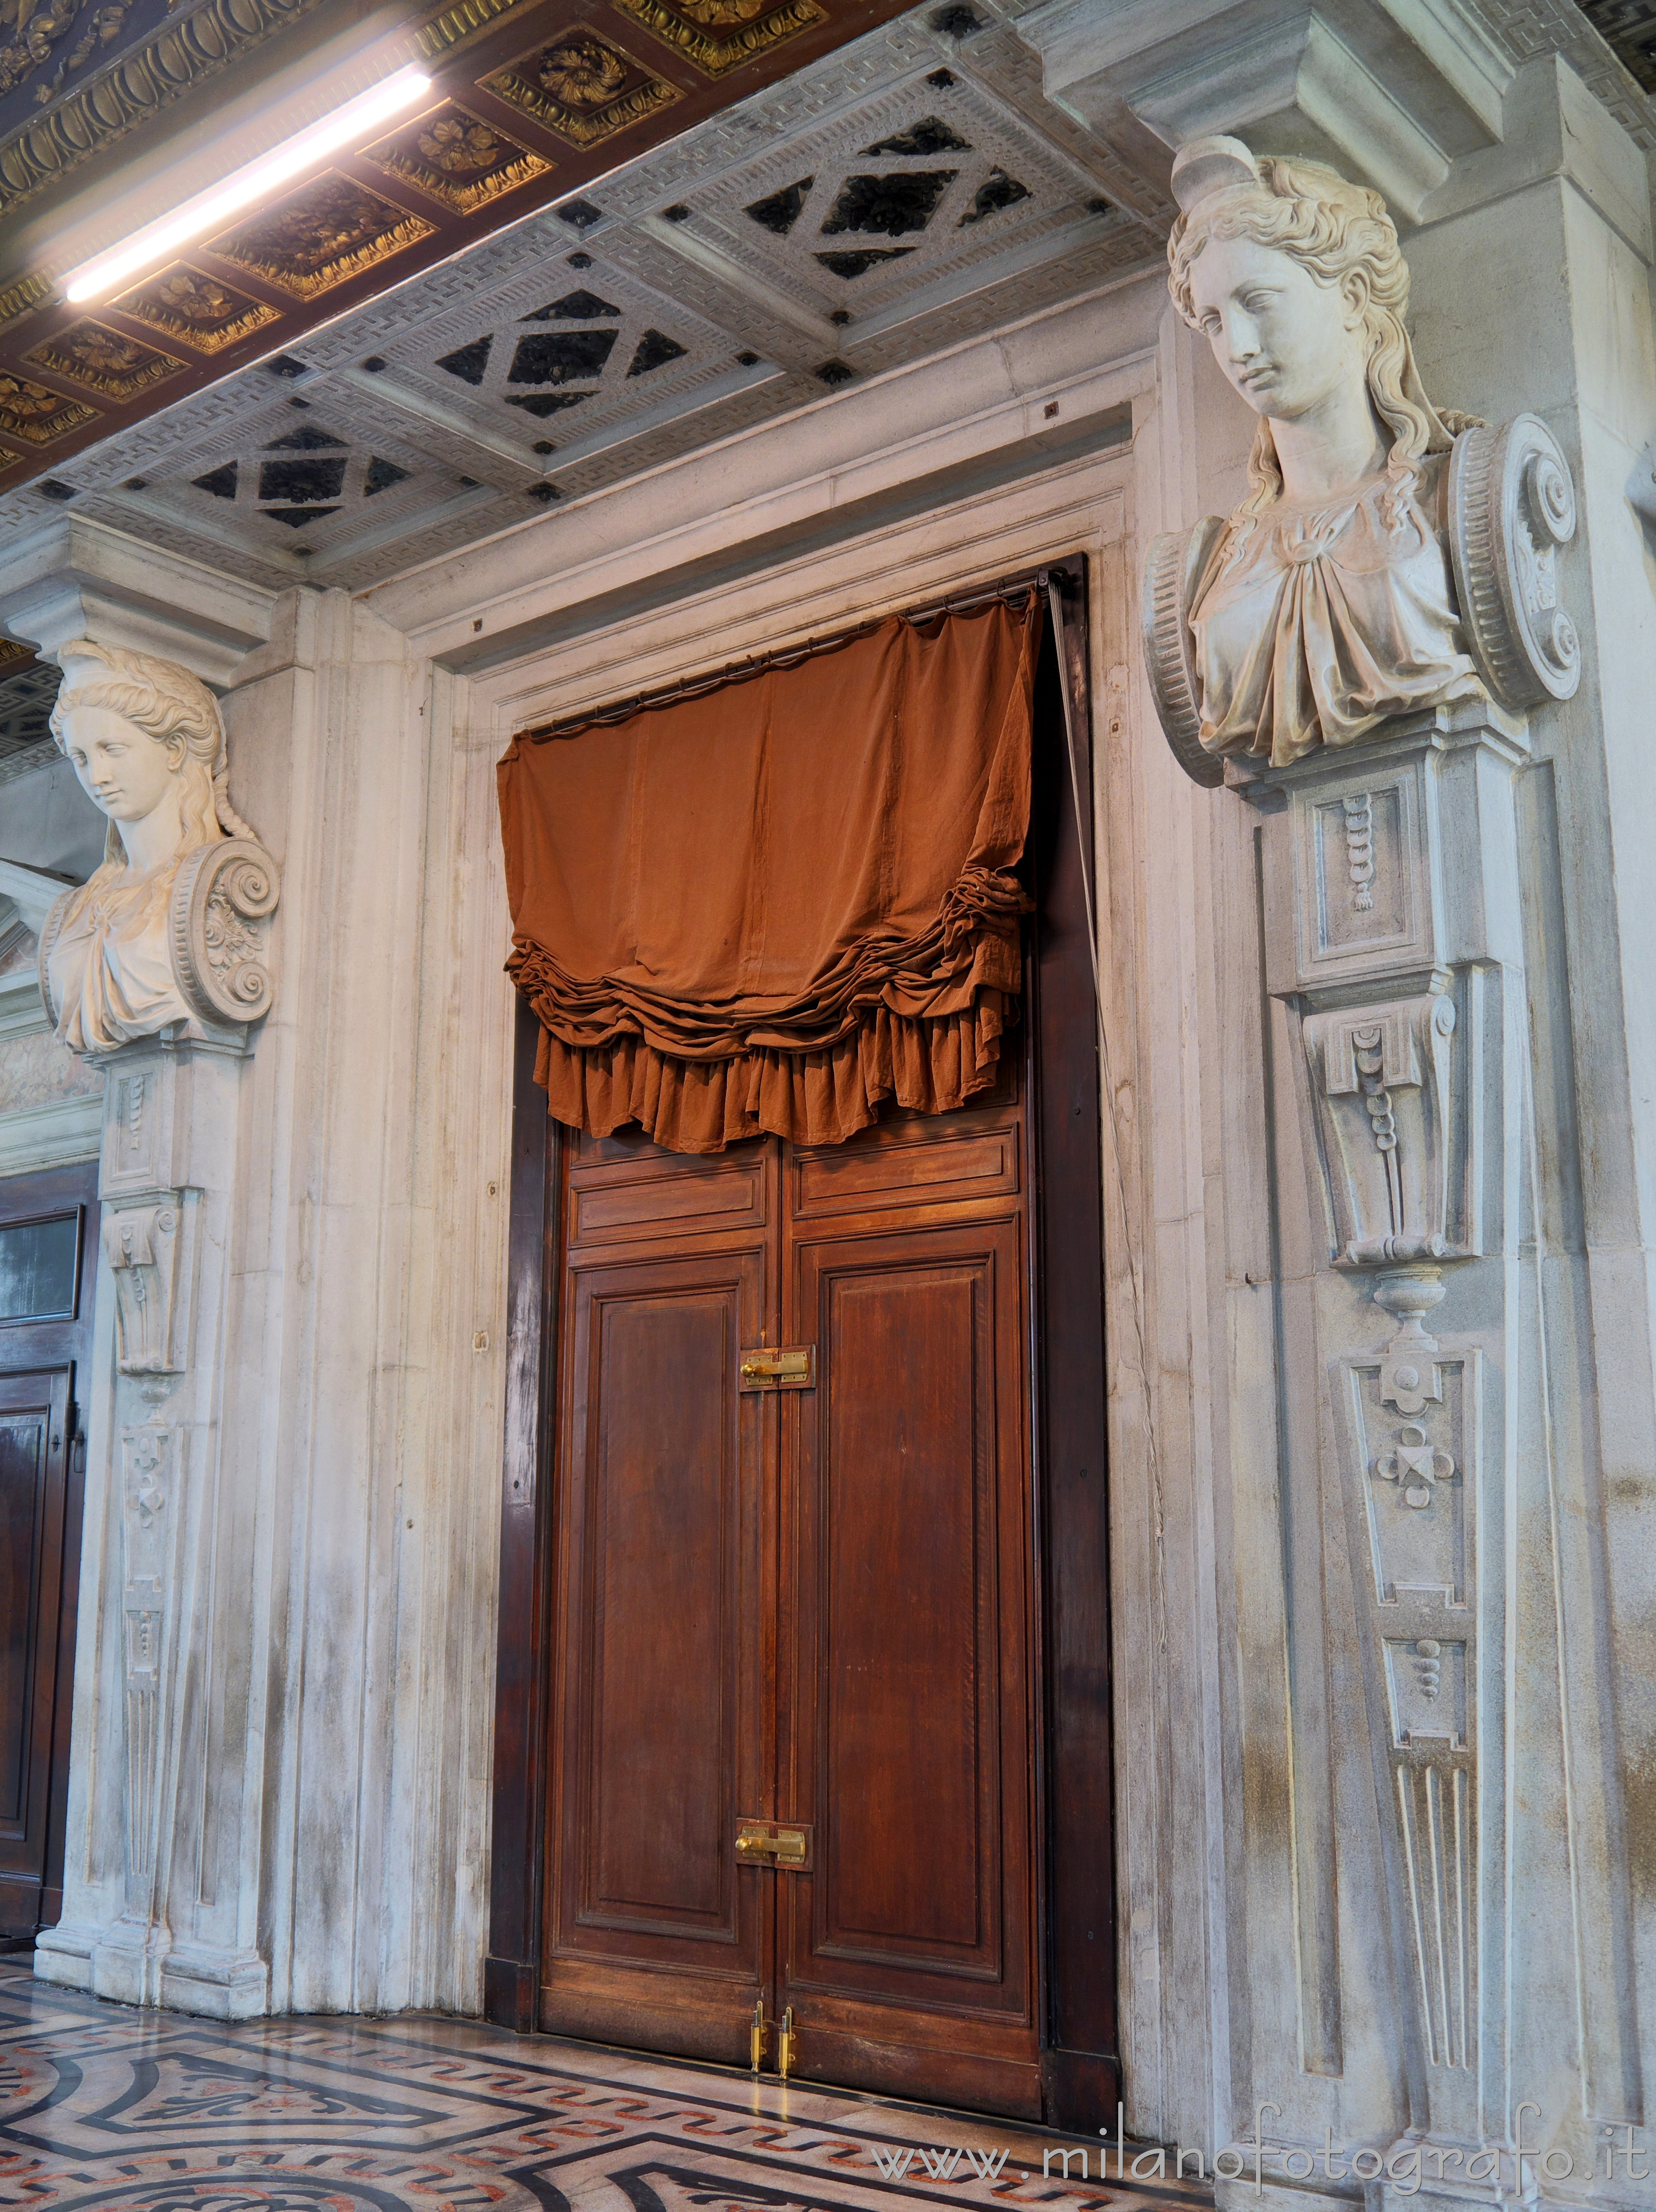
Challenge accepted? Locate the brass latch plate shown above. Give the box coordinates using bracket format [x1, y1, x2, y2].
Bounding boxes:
[736, 1818, 812, 1870]
[738, 1345, 815, 1392]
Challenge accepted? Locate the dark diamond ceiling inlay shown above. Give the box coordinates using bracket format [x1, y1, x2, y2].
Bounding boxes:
[745, 176, 814, 234]
[627, 328, 688, 376]
[815, 247, 917, 278]
[437, 336, 496, 384]
[259, 456, 348, 502]
[264, 505, 342, 527]
[193, 462, 239, 499]
[820, 170, 957, 236]
[860, 116, 969, 155]
[960, 167, 1030, 223]
[264, 424, 348, 450]
[508, 329, 618, 384]
[364, 457, 411, 496]
[523, 290, 622, 319]
[503, 390, 595, 416]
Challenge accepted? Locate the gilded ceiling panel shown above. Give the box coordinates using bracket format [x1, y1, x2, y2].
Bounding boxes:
[611, 0, 828, 77]
[481, 24, 680, 146]
[111, 269, 284, 355]
[359, 102, 554, 214]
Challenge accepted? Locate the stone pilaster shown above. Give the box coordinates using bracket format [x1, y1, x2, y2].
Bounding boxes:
[0, 520, 278, 2018]
[1245, 697, 1557, 2204]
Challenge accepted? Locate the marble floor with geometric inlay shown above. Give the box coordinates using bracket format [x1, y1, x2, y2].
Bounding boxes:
[0, 1957, 1214, 2212]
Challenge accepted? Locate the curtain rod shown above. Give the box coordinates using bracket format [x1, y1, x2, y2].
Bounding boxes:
[520, 569, 1058, 743]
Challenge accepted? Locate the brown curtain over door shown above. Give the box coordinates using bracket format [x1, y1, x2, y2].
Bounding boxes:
[496, 596, 1040, 1155]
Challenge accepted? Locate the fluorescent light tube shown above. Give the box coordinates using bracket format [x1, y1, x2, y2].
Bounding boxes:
[63, 62, 434, 304]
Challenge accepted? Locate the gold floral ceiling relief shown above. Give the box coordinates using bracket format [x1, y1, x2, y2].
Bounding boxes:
[612, 0, 823, 77]
[24, 316, 183, 399]
[360, 99, 552, 214]
[482, 24, 677, 148]
[112, 266, 282, 353]
[211, 172, 436, 298]
[0, 369, 98, 442]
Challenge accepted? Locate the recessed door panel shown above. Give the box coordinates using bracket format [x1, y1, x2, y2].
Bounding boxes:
[778, 1220, 1036, 2104]
[542, 1239, 773, 2059]
[816, 1260, 994, 1965]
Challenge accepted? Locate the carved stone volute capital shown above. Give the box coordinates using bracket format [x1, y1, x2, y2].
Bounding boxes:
[169, 839, 280, 1029]
[1447, 412, 1581, 708]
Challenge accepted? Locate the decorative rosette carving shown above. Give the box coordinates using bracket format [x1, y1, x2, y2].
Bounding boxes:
[1141, 515, 1227, 788]
[168, 839, 280, 1028]
[1448, 413, 1581, 707]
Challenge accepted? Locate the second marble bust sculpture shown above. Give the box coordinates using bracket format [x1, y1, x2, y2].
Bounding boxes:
[1144, 137, 1581, 779]
[38, 639, 279, 1052]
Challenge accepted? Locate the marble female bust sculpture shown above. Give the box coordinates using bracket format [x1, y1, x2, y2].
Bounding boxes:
[1163, 136, 1487, 768]
[39, 639, 274, 1052]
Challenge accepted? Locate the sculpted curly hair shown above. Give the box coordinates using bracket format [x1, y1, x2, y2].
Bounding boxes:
[1167, 152, 1477, 514]
[49, 638, 255, 870]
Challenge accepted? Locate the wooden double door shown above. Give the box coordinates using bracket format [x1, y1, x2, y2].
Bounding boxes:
[492, 583, 1119, 2123]
[540, 1074, 1040, 2112]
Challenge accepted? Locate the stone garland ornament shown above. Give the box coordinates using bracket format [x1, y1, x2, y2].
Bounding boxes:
[35, 638, 278, 1052]
[1141, 136, 1580, 777]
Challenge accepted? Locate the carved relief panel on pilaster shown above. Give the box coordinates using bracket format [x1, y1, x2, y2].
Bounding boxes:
[97, 1053, 197, 1375]
[1281, 759, 1435, 993]
[102, 1062, 170, 1199]
[1303, 993, 1460, 1268]
[103, 1200, 189, 1375]
[1333, 1284, 1482, 2089]
[120, 1424, 177, 1905]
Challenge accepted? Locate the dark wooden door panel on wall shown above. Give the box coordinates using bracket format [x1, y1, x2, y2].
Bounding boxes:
[781, 1219, 1038, 2112]
[0, 1161, 100, 1940]
[540, 1192, 777, 2063]
[488, 559, 1117, 2127]
[0, 1369, 71, 1922]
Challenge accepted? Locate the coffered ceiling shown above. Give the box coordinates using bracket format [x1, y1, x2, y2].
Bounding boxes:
[0, 0, 926, 494]
[0, 1, 1171, 593]
[0, 0, 1651, 612]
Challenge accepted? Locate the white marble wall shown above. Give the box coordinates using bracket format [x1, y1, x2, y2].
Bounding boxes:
[1, 22, 1651, 2205]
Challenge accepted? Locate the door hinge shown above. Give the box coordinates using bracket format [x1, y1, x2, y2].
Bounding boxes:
[735, 1818, 812, 1870]
[749, 1999, 798, 2079]
[738, 1345, 815, 1392]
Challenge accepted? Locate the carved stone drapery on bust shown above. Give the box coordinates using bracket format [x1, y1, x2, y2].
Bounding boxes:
[1142, 138, 1580, 780]
[35, 639, 279, 1052]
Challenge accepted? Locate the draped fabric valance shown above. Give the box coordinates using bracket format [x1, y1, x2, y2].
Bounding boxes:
[496, 596, 1040, 1155]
